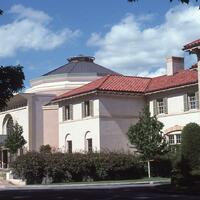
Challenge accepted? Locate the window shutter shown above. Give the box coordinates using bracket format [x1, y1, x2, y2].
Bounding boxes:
[195, 91, 199, 109]
[63, 106, 65, 121]
[89, 100, 94, 117]
[69, 104, 73, 120]
[184, 94, 189, 111]
[164, 98, 168, 114]
[82, 102, 85, 118]
[153, 100, 157, 115]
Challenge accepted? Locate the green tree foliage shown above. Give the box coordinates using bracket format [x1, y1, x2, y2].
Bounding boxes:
[127, 106, 168, 160]
[0, 65, 25, 110]
[4, 122, 27, 154]
[0, 10, 25, 109]
[181, 123, 200, 170]
[40, 144, 52, 154]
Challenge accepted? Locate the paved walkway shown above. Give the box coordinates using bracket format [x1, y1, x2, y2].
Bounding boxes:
[0, 179, 13, 188]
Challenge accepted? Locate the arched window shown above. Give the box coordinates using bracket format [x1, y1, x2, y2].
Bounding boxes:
[65, 134, 72, 153]
[85, 131, 92, 153]
[2, 114, 14, 135]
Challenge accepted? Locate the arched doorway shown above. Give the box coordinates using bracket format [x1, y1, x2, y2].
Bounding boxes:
[0, 114, 14, 168]
[65, 134, 72, 153]
[85, 131, 93, 153]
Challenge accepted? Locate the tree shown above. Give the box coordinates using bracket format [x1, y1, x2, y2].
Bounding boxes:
[4, 122, 27, 154]
[181, 123, 200, 171]
[127, 106, 168, 177]
[0, 65, 25, 109]
[128, 0, 197, 4]
[0, 10, 25, 109]
[40, 144, 52, 154]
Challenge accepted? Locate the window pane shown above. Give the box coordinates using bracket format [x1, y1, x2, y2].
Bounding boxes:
[169, 135, 175, 144]
[157, 99, 164, 114]
[84, 101, 90, 117]
[87, 138, 92, 153]
[176, 134, 181, 144]
[67, 140, 72, 153]
[188, 93, 197, 110]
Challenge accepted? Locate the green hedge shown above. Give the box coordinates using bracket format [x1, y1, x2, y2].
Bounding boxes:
[11, 151, 172, 184]
[11, 152, 146, 184]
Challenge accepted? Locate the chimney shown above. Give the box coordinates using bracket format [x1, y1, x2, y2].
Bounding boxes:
[166, 56, 184, 76]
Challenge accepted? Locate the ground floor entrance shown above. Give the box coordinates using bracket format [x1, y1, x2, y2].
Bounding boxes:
[0, 149, 9, 168]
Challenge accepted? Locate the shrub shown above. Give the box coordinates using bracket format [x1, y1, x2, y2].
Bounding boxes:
[12, 151, 145, 184]
[181, 123, 200, 170]
[12, 152, 46, 184]
[40, 144, 52, 154]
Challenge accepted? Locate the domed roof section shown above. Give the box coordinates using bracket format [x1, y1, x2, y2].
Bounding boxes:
[43, 55, 118, 76]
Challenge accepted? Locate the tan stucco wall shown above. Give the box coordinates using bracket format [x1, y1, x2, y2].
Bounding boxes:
[43, 105, 59, 149]
[99, 95, 146, 152]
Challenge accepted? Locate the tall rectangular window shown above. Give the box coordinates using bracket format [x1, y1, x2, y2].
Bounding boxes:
[85, 101, 90, 117]
[153, 98, 167, 115]
[67, 140, 72, 153]
[188, 93, 198, 110]
[63, 104, 73, 121]
[87, 138, 93, 153]
[82, 100, 93, 118]
[176, 134, 181, 144]
[169, 135, 175, 144]
[157, 99, 164, 114]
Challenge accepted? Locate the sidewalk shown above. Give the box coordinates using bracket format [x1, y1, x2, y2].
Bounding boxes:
[0, 179, 170, 190]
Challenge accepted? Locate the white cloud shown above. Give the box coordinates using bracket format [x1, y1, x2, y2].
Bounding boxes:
[0, 4, 80, 58]
[88, 5, 200, 76]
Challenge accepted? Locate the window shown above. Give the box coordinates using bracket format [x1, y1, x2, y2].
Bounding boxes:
[168, 135, 175, 144]
[168, 133, 181, 145]
[188, 93, 198, 110]
[67, 140, 72, 153]
[87, 138, 93, 153]
[184, 92, 199, 111]
[157, 99, 164, 114]
[82, 100, 93, 118]
[153, 98, 167, 115]
[63, 105, 73, 121]
[176, 134, 181, 144]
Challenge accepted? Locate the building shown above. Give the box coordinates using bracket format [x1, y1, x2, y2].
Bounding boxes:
[0, 55, 117, 168]
[1, 40, 200, 167]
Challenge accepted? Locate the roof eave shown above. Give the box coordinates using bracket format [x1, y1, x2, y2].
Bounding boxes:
[145, 82, 198, 95]
[52, 89, 145, 103]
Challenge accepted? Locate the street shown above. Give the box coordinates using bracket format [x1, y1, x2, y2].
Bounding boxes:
[0, 185, 199, 200]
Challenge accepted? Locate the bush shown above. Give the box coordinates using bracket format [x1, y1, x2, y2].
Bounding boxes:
[181, 123, 200, 170]
[40, 144, 52, 154]
[11, 152, 46, 184]
[150, 156, 172, 177]
[11, 151, 145, 184]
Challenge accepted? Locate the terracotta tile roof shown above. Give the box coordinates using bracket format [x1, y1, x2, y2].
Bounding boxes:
[53, 75, 151, 101]
[183, 39, 200, 51]
[146, 69, 198, 93]
[53, 69, 198, 101]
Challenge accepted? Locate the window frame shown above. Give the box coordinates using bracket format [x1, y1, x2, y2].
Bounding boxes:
[63, 104, 73, 121]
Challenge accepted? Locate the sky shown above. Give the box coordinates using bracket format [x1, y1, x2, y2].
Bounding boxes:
[0, 0, 200, 88]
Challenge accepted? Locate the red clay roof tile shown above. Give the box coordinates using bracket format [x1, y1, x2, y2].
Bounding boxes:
[53, 69, 198, 101]
[146, 69, 198, 93]
[183, 39, 200, 50]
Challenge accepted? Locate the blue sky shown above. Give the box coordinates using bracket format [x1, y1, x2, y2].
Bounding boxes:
[0, 0, 200, 88]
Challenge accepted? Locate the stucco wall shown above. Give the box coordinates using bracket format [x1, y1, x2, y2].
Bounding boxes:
[30, 94, 56, 151]
[148, 85, 200, 131]
[43, 105, 59, 149]
[99, 95, 146, 152]
[58, 96, 100, 152]
[0, 107, 29, 149]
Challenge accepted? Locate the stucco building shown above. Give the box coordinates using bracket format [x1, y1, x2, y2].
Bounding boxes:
[1, 40, 200, 167]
